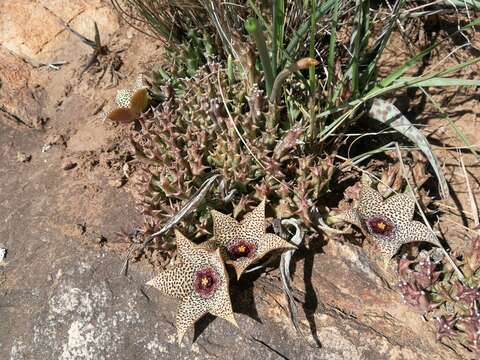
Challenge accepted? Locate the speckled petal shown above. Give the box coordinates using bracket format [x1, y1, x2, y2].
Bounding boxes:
[382, 192, 416, 222]
[146, 266, 192, 299]
[175, 293, 209, 343]
[175, 229, 196, 260]
[211, 210, 239, 246]
[226, 257, 252, 280]
[115, 89, 133, 108]
[340, 208, 362, 227]
[257, 233, 296, 259]
[208, 263, 238, 328]
[358, 185, 385, 218]
[397, 220, 439, 247]
[240, 200, 266, 239]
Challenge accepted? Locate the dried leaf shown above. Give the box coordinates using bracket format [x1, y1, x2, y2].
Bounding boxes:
[369, 98, 448, 199]
[280, 218, 304, 331]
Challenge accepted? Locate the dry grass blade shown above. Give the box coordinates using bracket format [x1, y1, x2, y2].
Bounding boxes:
[459, 153, 479, 228]
[121, 174, 221, 275]
[280, 219, 303, 332]
[369, 98, 449, 199]
[394, 143, 464, 281]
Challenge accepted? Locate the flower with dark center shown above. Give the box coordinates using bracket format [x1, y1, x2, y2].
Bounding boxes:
[146, 230, 237, 343]
[365, 216, 395, 237]
[194, 267, 220, 299]
[203, 200, 296, 279]
[340, 183, 439, 259]
[226, 240, 257, 260]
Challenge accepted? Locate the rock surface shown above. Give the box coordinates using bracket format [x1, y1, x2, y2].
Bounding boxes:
[0, 2, 472, 360]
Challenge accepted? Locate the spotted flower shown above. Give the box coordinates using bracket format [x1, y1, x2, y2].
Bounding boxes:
[341, 184, 439, 259]
[146, 230, 237, 343]
[105, 75, 149, 123]
[203, 200, 296, 279]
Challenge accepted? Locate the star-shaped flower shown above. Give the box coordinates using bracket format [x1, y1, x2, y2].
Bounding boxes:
[341, 184, 439, 259]
[146, 230, 237, 343]
[105, 75, 149, 123]
[203, 200, 296, 279]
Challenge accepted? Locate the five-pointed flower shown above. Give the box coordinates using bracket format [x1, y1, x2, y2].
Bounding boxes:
[146, 230, 237, 343]
[341, 184, 439, 259]
[105, 75, 149, 123]
[203, 200, 296, 279]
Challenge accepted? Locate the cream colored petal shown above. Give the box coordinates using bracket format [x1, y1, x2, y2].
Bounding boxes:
[115, 89, 133, 108]
[211, 210, 240, 246]
[340, 208, 362, 227]
[240, 200, 266, 240]
[257, 233, 296, 259]
[146, 265, 192, 299]
[358, 185, 385, 218]
[176, 294, 209, 344]
[174, 229, 196, 260]
[383, 192, 416, 222]
[397, 220, 439, 247]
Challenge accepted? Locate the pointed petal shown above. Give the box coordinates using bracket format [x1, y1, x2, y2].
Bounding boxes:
[199, 238, 220, 251]
[383, 193, 415, 222]
[240, 200, 266, 239]
[340, 208, 362, 227]
[226, 258, 253, 280]
[106, 107, 135, 123]
[146, 266, 192, 299]
[174, 229, 196, 260]
[129, 88, 149, 116]
[209, 285, 238, 328]
[134, 74, 147, 90]
[358, 185, 384, 217]
[257, 233, 296, 260]
[211, 210, 239, 246]
[397, 220, 439, 247]
[176, 294, 208, 344]
[209, 248, 237, 324]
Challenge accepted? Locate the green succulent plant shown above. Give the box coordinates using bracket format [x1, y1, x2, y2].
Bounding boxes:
[132, 62, 336, 243]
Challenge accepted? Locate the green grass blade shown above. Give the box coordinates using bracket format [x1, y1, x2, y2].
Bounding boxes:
[365, 0, 405, 85]
[272, 0, 285, 77]
[245, 17, 274, 96]
[285, 0, 336, 59]
[327, 0, 340, 98]
[372, 44, 436, 91]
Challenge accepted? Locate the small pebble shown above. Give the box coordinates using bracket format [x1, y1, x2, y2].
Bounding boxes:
[16, 152, 31, 163]
[109, 179, 124, 188]
[62, 160, 77, 170]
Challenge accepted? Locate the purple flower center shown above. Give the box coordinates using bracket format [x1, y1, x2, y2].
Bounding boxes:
[194, 267, 220, 299]
[366, 216, 395, 237]
[227, 240, 257, 261]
